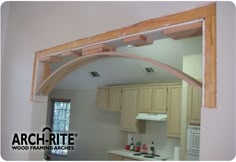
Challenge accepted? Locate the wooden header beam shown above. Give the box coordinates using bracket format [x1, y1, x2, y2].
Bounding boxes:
[35, 3, 215, 58]
[32, 3, 216, 108]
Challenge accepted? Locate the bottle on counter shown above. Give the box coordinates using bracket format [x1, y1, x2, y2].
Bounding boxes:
[150, 141, 155, 155]
[130, 137, 134, 151]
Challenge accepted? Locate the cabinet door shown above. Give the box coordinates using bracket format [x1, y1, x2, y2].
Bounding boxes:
[138, 87, 152, 113]
[96, 88, 108, 110]
[123, 157, 137, 161]
[121, 88, 138, 132]
[108, 87, 122, 112]
[152, 86, 167, 113]
[167, 86, 181, 138]
[188, 86, 202, 124]
[108, 154, 123, 160]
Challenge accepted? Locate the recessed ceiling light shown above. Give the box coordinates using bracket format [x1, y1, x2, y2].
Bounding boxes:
[90, 71, 100, 77]
[144, 67, 154, 73]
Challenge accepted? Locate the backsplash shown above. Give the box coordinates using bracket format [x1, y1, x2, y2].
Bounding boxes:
[128, 121, 180, 159]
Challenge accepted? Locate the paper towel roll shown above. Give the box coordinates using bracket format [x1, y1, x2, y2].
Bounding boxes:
[174, 146, 180, 160]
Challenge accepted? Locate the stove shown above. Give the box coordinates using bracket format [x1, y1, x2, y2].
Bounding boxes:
[132, 152, 167, 160]
[133, 153, 160, 157]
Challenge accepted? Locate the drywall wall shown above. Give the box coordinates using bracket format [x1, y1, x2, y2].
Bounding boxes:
[1, 1, 235, 160]
[200, 2, 236, 160]
[128, 121, 180, 160]
[49, 89, 126, 160]
[181, 54, 202, 159]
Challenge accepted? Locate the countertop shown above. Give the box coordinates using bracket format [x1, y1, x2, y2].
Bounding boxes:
[108, 149, 169, 161]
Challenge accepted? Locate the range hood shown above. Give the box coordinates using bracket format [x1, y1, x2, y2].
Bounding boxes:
[136, 113, 167, 121]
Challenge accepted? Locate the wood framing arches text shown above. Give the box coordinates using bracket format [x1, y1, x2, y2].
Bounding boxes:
[31, 3, 216, 108]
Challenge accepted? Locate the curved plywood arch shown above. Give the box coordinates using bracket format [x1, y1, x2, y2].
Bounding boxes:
[36, 52, 202, 95]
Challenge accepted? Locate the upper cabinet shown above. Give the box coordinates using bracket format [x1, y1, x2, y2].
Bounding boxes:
[97, 87, 122, 112]
[97, 87, 109, 110]
[167, 85, 182, 138]
[188, 86, 202, 125]
[152, 86, 168, 113]
[138, 87, 152, 113]
[108, 87, 122, 112]
[121, 87, 145, 133]
[138, 86, 167, 114]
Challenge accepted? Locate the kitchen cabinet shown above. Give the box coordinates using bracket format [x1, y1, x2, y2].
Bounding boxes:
[138, 87, 152, 112]
[121, 87, 145, 133]
[108, 154, 123, 160]
[167, 85, 182, 138]
[188, 86, 202, 125]
[138, 86, 167, 113]
[152, 86, 167, 113]
[123, 157, 137, 161]
[96, 87, 108, 110]
[108, 87, 122, 112]
[108, 153, 138, 161]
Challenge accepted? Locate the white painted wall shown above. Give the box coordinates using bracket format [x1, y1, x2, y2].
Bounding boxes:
[49, 89, 126, 160]
[200, 2, 236, 160]
[1, 1, 235, 160]
[128, 121, 180, 160]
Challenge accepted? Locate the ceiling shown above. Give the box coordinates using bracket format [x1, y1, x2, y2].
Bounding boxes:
[52, 36, 202, 91]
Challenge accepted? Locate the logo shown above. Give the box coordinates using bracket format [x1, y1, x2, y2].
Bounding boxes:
[11, 127, 78, 151]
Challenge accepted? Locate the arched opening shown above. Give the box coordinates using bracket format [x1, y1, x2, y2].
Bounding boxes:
[36, 52, 202, 96]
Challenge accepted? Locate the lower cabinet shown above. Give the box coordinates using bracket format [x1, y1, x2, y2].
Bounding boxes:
[108, 154, 137, 161]
[120, 87, 145, 133]
[108, 154, 124, 160]
[167, 85, 182, 138]
[123, 157, 137, 161]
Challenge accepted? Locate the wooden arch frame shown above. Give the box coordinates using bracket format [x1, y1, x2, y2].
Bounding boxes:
[36, 52, 202, 95]
[31, 3, 216, 108]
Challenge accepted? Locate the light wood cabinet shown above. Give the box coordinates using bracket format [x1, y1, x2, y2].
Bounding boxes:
[96, 88, 108, 110]
[152, 86, 167, 113]
[108, 154, 138, 161]
[138, 87, 152, 112]
[108, 87, 122, 112]
[138, 86, 167, 114]
[188, 86, 202, 125]
[123, 157, 137, 161]
[121, 88, 138, 132]
[167, 85, 182, 138]
[121, 87, 145, 133]
[108, 154, 123, 160]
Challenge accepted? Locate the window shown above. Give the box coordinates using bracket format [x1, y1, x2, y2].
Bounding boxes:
[50, 99, 71, 156]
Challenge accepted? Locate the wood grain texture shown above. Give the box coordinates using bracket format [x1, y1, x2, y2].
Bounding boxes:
[60, 50, 81, 57]
[204, 16, 216, 108]
[39, 56, 62, 63]
[162, 22, 202, 40]
[82, 44, 115, 55]
[36, 3, 215, 57]
[35, 52, 202, 96]
[123, 35, 153, 47]
[32, 3, 216, 108]
[31, 53, 38, 101]
[42, 64, 51, 81]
